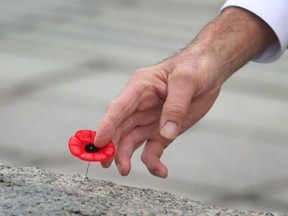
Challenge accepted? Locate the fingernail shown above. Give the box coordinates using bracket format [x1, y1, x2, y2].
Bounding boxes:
[155, 171, 164, 178]
[160, 122, 178, 139]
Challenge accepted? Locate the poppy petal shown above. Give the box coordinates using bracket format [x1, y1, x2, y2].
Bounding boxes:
[68, 136, 83, 157]
[75, 130, 95, 143]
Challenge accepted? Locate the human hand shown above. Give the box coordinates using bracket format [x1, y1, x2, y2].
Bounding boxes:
[94, 6, 276, 178]
[94, 49, 222, 178]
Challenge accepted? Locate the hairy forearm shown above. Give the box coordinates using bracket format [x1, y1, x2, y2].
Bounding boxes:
[175, 6, 277, 83]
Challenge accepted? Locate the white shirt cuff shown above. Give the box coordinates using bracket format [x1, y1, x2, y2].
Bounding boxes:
[221, 0, 288, 63]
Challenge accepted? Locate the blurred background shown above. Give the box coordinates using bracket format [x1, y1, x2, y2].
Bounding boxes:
[1, 0, 288, 213]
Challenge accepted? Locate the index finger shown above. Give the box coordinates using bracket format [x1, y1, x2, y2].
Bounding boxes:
[94, 83, 143, 148]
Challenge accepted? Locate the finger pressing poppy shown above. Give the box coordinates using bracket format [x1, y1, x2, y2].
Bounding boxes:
[68, 129, 115, 162]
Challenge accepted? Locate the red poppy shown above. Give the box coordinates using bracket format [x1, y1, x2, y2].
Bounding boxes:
[68, 130, 115, 162]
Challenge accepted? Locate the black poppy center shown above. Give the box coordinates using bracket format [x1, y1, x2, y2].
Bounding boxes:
[85, 143, 100, 153]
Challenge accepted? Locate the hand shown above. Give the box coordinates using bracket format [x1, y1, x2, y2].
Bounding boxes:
[94, 49, 222, 178]
[94, 6, 276, 178]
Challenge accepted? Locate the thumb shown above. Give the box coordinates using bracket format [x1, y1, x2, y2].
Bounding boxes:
[160, 68, 196, 140]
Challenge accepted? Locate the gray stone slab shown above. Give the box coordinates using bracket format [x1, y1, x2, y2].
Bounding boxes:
[0, 164, 285, 216]
[209, 91, 288, 136]
[0, 0, 224, 67]
[27, 72, 131, 104]
[0, 38, 103, 64]
[0, 100, 99, 154]
[0, 53, 68, 85]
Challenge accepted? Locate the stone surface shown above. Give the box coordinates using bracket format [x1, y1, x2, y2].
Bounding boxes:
[0, 164, 286, 216]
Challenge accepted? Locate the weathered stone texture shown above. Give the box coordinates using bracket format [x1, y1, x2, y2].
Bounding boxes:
[0, 164, 286, 216]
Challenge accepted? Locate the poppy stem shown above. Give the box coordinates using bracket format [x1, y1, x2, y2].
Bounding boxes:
[84, 162, 90, 180]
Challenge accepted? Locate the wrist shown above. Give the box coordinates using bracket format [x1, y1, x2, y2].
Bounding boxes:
[195, 7, 277, 80]
[163, 7, 277, 85]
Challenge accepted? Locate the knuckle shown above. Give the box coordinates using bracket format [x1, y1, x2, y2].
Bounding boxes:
[107, 98, 126, 114]
[173, 63, 194, 75]
[133, 67, 150, 77]
[106, 99, 118, 111]
[164, 101, 187, 117]
[174, 68, 192, 79]
[172, 63, 201, 83]
[132, 66, 157, 81]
